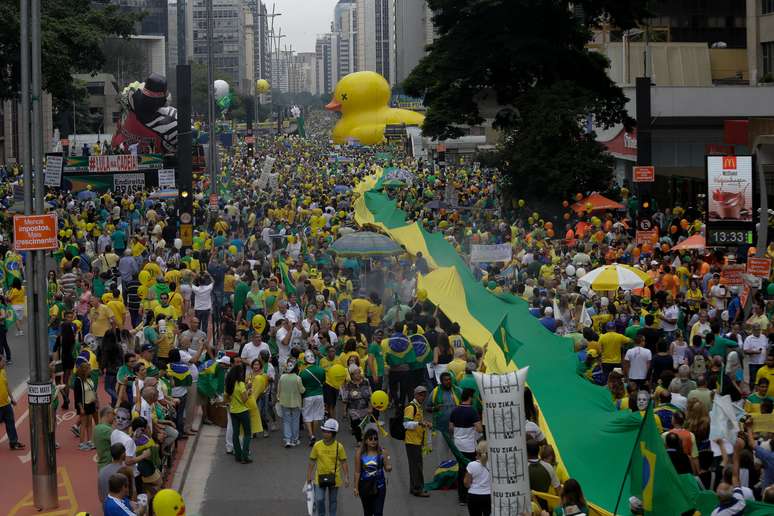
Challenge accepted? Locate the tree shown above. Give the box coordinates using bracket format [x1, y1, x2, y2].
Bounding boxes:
[404, 0, 648, 199]
[0, 0, 140, 104]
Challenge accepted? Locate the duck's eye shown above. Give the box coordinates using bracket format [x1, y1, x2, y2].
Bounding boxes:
[341, 93, 348, 101]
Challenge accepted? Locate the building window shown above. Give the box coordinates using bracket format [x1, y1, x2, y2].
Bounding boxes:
[764, 0, 774, 15]
[763, 42, 774, 79]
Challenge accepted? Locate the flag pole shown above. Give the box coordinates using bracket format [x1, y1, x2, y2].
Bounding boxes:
[613, 400, 651, 515]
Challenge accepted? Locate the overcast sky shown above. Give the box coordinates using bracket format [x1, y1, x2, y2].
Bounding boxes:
[270, 0, 339, 53]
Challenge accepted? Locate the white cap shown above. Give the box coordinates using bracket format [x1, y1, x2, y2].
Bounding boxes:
[321, 418, 339, 433]
[544, 306, 553, 315]
[216, 355, 231, 365]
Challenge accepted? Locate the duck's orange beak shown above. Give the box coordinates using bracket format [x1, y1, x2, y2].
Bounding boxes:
[325, 99, 341, 112]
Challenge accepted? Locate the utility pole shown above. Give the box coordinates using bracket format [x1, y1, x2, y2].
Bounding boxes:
[177, 0, 187, 65]
[206, 0, 217, 217]
[22, 0, 58, 508]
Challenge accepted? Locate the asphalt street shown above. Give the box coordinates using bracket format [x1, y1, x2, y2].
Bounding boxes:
[189, 416, 469, 516]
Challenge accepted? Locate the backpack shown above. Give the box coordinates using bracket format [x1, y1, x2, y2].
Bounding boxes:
[389, 402, 417, 441]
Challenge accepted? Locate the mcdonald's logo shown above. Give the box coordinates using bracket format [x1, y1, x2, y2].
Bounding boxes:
[723, 156, 737, 169]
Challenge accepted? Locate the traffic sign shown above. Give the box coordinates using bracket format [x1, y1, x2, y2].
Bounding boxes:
[13, 213, 58, 251]
[747, 257, 772, 278]
[633, 166, 655, 182]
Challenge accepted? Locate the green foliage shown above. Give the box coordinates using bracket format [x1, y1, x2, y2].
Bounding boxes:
[498, 82, 615, 200]
[0, 0, 139, 103]
[404, 0, 646, 198]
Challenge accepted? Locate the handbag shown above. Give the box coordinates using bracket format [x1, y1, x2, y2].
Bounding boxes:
[317, 441, 339, 488]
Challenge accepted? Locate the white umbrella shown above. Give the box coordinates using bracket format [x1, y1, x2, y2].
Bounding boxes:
[577, 263, 653, 291]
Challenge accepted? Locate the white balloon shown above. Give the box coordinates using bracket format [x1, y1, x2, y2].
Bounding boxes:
[576, 267, 586, 278]
[565, 265, 575, 277]
[174, 238, 183, 250]
[214, 79, 229, 100]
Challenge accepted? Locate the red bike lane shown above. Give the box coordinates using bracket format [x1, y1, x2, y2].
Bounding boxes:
[0, 387, 189, 515]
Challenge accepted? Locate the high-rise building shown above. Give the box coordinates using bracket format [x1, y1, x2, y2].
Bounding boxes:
[245, 0, 271, 92]
[111, 0, 169, 37]
[393, 0, 432, 84]
[316, 34, 336, 95]
[191, 0, 245, 88]
[295, 52, 319, 94]
[747, 0, 774, 84]
[333, 0, 358, 81]
[356, 0, 395, 84]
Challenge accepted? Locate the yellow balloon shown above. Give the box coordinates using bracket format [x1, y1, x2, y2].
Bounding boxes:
[228, 245, 237, 255]
[370, 390, 389, 411]
[416, 288, 428, 302]
[256, 78, 270, 94]
[137, 285, 148, 300]
[326, 363, 348, 390]
[138, 270, 151, 285]
[251, 314, 266, 334]
[152, 489, 186, 516]
[518, 199, 525, 207]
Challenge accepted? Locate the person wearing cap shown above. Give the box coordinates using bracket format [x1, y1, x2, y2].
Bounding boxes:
[300, 352, 326, 445]
[307, 418, 349, 516]
[404, 385, 431, 497]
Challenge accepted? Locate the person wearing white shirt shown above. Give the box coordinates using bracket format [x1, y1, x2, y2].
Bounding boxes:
[661, 299, 680, 336]
[274, 318, 302, 370]
[624, 336, 652, 387]
[178, 334, 206, 434]
[241, 332, 271, 364]
[743, 324, 768, 381]
[464, 442, 492, 515]
[269, 301, 299, 327]
[192, 277, 214, 332]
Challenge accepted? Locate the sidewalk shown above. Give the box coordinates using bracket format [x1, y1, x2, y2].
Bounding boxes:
[0, 386, 190, 515]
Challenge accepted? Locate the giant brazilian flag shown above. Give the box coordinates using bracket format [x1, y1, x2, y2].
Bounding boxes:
[352, 166, 760, 515]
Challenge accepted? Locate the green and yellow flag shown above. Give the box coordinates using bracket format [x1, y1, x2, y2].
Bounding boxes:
[278, 260, 297, 295]
[629, 403, 694, 515]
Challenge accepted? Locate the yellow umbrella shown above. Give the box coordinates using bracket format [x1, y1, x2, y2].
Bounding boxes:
[577, 264, 653, 291]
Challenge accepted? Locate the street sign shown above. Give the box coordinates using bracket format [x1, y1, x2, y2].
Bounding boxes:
[635, 217, 658, 244]
[740, 284, 751, 308]
[180, 223, 193, 247]
[13, 213, 58, 251]
[747, 257, 772, 278]
[28, 382, 52, 405]
[720, 264, 746, 286]
[633, 165, 655, 182]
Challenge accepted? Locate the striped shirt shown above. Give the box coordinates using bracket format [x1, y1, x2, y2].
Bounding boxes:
[59, 272, 79, 298]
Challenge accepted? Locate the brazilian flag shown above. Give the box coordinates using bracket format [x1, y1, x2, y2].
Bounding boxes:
[410, 334, 432, 364]
[385, 333, 416, 368]
[167, 362, 192, 387]
[424, 459, 458, 491]
[2, 304, 17, 331]
[278, 260, 297, 295]
[197, 359, 225, 399]
[629, 403, 693, 514]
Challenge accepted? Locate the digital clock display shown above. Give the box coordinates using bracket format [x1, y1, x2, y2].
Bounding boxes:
[708, 229, 753, 245]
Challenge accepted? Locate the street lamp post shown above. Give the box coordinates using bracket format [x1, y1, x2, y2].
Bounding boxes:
[206, 0, 217, 217]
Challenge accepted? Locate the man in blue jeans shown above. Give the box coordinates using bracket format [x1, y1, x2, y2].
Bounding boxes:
[307, 418, 349, 516]
[0, 356, 25, 450]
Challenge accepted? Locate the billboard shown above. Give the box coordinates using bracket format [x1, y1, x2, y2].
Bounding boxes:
[707, 155, 753, 223]
[705, 155, 755, 246]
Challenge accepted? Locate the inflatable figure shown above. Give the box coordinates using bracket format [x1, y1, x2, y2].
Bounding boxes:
[112, 73, 178, 154]
[325, 71, 424, 145]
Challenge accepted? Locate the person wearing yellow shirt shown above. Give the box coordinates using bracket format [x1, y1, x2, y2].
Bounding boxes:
[403, 386, 431, 496]
[225, 363, 253, 463]
[754, 355, 774, 398]
[348, 291, 372, 333]
[106, 297, 127, 329]
[307, 418, 350, 510]
[131, 238, 146, 257]
[152, 293, 178, 321]
[539, 263, 555, 282]
[447, 347, 467, 383]
[745, 378, 774, 414]
[7, 278, 26, 335]
[168, 287, 184, 320]
[598, 324, 632, 378]
[0, 356, 25, 449]
[88, 297, 116, 345]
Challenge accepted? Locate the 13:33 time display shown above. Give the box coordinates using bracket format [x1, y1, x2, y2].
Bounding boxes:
[708, 229, 753, 245]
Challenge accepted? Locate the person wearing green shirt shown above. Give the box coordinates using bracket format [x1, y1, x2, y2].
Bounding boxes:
[706, 332, 737, 359]
[233, 280, 250, 316]
[366, 329, 385, 390]
[458, 364, 482, 413]
[299, 354, 326, 445]
[94, 407, 115, 469]
[624, 322, 641, 341]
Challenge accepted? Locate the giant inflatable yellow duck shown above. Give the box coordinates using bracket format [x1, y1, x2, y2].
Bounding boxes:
[326, 71, 424, 145]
